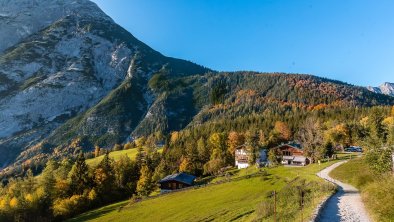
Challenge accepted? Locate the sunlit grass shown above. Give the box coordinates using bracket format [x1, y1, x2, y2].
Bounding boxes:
[86, 148, 162, 167]
[69, 160, 339, 222]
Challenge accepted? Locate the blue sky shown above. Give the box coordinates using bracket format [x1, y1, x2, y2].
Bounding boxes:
[92, 0, 394, 86]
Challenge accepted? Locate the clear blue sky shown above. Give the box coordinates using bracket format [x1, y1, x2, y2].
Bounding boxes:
[92, 0, 394, 86]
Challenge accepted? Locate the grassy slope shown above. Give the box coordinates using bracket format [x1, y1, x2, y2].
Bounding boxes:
[69, 161, 338, 222]
[329, 158, 394, 222]
[86, 149, 138, 167]
[86, 148, 163, 167]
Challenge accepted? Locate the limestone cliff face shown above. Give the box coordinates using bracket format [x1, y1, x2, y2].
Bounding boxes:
[0, 0, 112, 53]
[0, 0, 208, 168]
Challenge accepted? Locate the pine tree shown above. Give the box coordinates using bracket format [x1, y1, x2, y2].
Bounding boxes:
[39, 160, 58, 197]
[69, 153, 91, 195]
[135, 146, 145, 169]
[114, 155, 138, 195]
[94, 152, 115, 198]
[136, 165, 153, 196]
[245, 130, 259, 165]
[197, 137, 209, 162]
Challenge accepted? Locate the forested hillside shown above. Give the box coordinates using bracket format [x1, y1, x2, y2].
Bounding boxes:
[5, 71, 394, 176]
[1, 103, 393, 221]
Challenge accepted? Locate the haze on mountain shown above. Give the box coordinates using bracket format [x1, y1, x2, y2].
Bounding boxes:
[0, 0, 393, 173]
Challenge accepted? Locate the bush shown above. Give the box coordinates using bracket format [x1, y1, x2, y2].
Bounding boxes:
[53, 194, 88, 218]
[113, 144, 123, 151]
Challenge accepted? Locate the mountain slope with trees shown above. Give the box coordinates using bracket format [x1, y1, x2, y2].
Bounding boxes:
[0, 0, 209, 170]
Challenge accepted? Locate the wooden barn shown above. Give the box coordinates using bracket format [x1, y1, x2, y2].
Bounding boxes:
[158, 172, 196, 192]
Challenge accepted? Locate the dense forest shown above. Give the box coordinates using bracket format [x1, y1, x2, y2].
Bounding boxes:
[1, 104, 393, 221]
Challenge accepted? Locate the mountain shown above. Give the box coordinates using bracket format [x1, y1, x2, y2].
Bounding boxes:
[0, 0, 209, 169]
[1, 0, 394, 173]
[367, 82, 394, 97]
[0, 0, 112, 54]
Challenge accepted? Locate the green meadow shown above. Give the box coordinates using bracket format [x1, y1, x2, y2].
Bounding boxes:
[69, 160, 339, 222]
[86, 148, 163, 167]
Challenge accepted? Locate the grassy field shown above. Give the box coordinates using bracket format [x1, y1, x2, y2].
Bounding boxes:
[86, 148, 162, 167]
[330, 158, 394, 222]
[69, 161, 338, 222]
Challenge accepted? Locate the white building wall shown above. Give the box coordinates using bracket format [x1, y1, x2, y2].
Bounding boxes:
[236, 161, 249, 169]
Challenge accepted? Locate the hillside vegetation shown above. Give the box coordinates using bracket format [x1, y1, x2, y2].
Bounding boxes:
[1, 103, 393, 221]
[10, 72, 394, 177]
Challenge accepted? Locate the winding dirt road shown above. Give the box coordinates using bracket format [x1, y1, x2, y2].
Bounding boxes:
[315, 161, 372, 222]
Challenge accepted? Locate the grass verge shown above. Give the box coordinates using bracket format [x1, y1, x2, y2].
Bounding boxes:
[329, 158, 394, 222]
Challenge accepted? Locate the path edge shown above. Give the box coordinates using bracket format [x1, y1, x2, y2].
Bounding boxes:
[309, 161, 346, 222]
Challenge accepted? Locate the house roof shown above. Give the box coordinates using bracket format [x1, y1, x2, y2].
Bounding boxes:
[235, 144, 247, 150]
[159, 172, 196, 185]
[274, 142, 302, 150]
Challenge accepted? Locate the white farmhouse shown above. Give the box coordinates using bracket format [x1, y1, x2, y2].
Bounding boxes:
[235, 145, 267, 169]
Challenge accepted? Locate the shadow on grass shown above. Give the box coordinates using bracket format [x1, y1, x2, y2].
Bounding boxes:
[67, 201, 128, 222]
[229, 209, 255, 221]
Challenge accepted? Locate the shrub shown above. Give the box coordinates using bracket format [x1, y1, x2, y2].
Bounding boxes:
[53, 194, 88, 218]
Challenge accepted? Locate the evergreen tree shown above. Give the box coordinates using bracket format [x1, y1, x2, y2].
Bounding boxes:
[69, 153, 91, 195]
[136, 165, 153, 196]
[245, 130, 259, 165]
[94, 152, 115, 198]
[39, 160, 58, 197]
[135, 146, 145, 169]
[114, 155, 138, 195]
[197, 137, 210, 163]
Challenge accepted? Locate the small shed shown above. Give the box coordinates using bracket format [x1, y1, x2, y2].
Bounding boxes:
[159, 172, 196, 192]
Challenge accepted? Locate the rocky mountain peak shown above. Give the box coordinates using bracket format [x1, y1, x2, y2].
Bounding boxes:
[367, 82, 394, 96]
[0, 0, 110, 53]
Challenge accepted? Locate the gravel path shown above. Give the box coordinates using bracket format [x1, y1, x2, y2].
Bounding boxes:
[315, 161, 372, 222]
